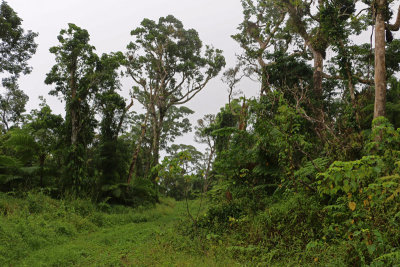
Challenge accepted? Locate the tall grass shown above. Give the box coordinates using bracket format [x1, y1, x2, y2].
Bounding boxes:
[0, 192, 238, 266]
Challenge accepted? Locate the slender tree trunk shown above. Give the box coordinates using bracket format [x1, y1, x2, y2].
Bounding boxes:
[127, 112, 149, 184]
[312, 50, 324, 103]
[39, 154, 45, 187]
[238, 98, 248, 131]
[203, 147, 215, 192]
[345, 61, 361, 128]
[116, 99, 133, 136]
[1, 110, 8, 131]
[347, 68, 356, 104]
[69, 64, 78, 145]
[260, 67, 269, 95]
[149, 107, 165, 173]
[311, 49, 327, 131]
[374, 0, 387, 119]
[151, 119, 162, 170]
[70, 108, 78, 145]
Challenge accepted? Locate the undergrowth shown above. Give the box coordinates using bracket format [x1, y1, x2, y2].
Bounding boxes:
[0, 192, 239, 266]
[0, 191, 173, 265]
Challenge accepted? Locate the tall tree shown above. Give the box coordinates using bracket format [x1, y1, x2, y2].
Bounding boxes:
[281, 0, 358, 119]
[45, 24, 98, 193]
[0, 1, 37, 131]
[96, 52, 132, 190]
[235, 0, 366, 138]
[366, 0, 400, 120]
[232, 0, 287, 94]
[24, 99, 63, 187]
[374, 0, 388, 119]
[125, 15, 225, 172]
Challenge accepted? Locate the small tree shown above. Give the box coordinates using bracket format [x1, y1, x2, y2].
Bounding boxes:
[195, 114, 217, 191]
[0, 80, 28, 131]
[156, 147, 203, 200]
[4, 99, 63, 188]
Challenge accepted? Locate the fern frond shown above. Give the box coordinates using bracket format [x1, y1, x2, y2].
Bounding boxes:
[0, 155, 21, 168]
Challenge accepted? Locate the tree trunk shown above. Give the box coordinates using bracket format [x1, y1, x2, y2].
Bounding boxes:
[70, 108, 78, 145]
[39, 154, 45, 187]
[311, 49, 327, 131]
[238, 98, 248, 131]
[260, 67, 269, 95]
[69, 63, 78, 145]
[116, 99, 133, 136]
[150, 117, 162, 171]
[203, 147, 215, 192]
[374, 0, 387, 119]
[312, 50, 324, 104]
[127, 112, 148, 184]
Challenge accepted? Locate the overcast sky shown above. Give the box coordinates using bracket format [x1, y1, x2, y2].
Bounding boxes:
[10, 0, 259, 151]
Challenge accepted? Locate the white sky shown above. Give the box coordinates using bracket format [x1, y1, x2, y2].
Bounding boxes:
[10, 0, 259, 151]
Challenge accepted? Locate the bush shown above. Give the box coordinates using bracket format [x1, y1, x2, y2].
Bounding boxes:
[100, 177, 158, 206]
[197, 202, 243, 232]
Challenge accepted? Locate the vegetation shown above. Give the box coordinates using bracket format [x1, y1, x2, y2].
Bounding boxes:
[2, 0, 400, 265]
[0, 192, 238, 266]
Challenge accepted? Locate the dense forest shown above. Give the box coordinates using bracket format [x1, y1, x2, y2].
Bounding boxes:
[2, 0, 400, 265]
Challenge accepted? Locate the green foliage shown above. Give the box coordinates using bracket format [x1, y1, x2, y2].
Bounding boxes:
[312, 118, 400, 265]
[0, 193, 239, 266]
[317, 155, 385, 197]
[0, 81, 29, 132]
[211, 92, 317, 212]
[0, 1, 37, 132]
[156, 149, 203, 200]
[195, 114, 400, 265]
[197, 202, 243, 233]
[0, 1, 38, 78]
[264, 51, 313, 90]
[195, 192, 328, 265]
[0, 103, 63, 191]
[101, 178, 158, 206]
[93, 52, 132, 200]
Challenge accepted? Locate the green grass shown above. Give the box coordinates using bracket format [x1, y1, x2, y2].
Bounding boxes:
[0, 192, 238, 266]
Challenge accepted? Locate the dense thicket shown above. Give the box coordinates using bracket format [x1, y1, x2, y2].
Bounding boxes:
[187, 0, 400, 265]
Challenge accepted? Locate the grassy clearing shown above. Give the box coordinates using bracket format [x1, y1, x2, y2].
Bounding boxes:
[0, 192, 238, 266]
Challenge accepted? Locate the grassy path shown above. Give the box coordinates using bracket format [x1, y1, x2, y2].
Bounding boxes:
[11, 199, 238, 267]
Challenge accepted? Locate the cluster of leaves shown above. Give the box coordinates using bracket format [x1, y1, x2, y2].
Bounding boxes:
[313, 118, 400, 265]
[154, 147, 204, 200]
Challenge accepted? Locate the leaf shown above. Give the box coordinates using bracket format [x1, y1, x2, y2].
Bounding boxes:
[349, 201, 356, 211]
[386, 186, 400, 202]
[343, 180, 350, 193]
[367, 244, 376, 255]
